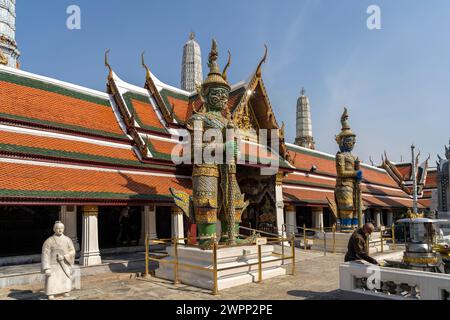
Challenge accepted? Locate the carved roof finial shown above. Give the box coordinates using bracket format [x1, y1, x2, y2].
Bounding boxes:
[256, 44, 268, 78]
[189, 31, 195, 40]
[301, 87, 306, 96]
[141, 51, 151, 80]
[222, 51, 231, 82]
[104, 49, 113, 80]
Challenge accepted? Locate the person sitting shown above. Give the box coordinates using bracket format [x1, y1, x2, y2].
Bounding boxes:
[344, 223, 379, 265]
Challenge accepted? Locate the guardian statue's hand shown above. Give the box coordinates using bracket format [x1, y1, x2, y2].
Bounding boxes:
[356, 170, 363, 182]
[44, 269, 51, 277]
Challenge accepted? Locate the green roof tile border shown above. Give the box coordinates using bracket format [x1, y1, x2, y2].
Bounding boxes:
[0, 189, 174, 200]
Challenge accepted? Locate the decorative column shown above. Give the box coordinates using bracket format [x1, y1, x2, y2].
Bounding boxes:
[312, 207, 324, 232]
[285, 204, 297, 236]
[139, 205, 157, 245]
[386, 209, 394, 227]
[275, 172, 286, 237]
[171, 206, 185, 244]
[80, 206, 102, 266]
[374, 209, 382, 228]
[59, 205, 80, 251]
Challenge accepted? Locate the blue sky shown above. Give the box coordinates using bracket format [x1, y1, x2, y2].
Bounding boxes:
[16, 0, 450, 166]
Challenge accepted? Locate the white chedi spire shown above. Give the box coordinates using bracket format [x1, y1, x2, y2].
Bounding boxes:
[0, 0, 20, 68]
[295, 88, 315, 149]
[181, 32, 203, 92]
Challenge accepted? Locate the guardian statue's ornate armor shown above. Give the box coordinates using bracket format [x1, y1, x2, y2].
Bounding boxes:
[171, 40, 248, 246]
[334, 108, 363, 231]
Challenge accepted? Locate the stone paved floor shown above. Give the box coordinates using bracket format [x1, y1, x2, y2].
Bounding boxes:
[0, 249, 345, 300]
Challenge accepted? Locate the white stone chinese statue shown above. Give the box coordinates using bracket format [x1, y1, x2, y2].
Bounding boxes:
[41, 221, 76, 300]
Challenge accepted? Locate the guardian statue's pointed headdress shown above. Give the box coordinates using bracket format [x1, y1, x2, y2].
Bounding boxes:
[335, 108, 356, 145]
[201, 39, 231, 91]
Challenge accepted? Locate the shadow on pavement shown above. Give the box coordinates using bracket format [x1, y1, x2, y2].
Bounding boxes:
[7, 289, 46, 300]
[287, 289, 341, 300]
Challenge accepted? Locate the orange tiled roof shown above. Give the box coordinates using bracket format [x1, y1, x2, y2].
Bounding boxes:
[0, 160, 191, 203]
[283, 185, 419, 209]
[131, 98, 166, 130]
[287, 146, 400, 188]
[395, 163, 412, 180]
[0, 72, 126, 139]
[0, 129, 137, 164]
[425, 170, 438, 189]
[284, 172, 407, 198]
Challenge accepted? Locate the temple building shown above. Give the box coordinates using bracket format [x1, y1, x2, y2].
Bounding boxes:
[0, 0, 19, 68]
[294, 88, 315, 149]
[0, 5, 431, 266]
[180, 32, 203, 92]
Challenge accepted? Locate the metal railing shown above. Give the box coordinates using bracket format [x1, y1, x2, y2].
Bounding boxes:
[365, 224, 396, 253]
[143, 232, 296, 296]
[282, 223, 337, 255]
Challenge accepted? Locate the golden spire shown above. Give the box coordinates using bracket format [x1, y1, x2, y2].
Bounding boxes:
[202, 39, 230, 90]
[335, 107, 356, 145]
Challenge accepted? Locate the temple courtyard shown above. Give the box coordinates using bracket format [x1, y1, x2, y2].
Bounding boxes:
[0, 249, 391, 300]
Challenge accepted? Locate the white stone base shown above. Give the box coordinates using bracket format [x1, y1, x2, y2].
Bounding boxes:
[312, 232, 388, 254]
[79, 252, 101, 267]
[155, 245, 286, 291]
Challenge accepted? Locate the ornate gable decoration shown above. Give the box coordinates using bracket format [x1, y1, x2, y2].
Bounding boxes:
[141, 52, 174, 125]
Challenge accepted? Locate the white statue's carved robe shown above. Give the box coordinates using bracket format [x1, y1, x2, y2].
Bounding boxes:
[41, 235, 76, 296]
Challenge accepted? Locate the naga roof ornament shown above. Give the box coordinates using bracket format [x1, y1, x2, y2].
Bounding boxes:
[104, 49, 113, 81]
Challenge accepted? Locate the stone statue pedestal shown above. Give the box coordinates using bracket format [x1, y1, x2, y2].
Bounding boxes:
[155, 245, 286, 291]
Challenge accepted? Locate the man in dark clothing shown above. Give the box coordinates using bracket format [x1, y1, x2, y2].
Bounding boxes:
[344, 223, 379, 265]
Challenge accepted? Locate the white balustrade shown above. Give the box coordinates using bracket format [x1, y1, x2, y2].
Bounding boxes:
[340, 262, 450, 300]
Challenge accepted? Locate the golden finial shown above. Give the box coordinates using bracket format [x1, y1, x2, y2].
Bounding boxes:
[341, 107, 350, 130]
[256, 44, 268, 78]
[141, 51, 151, 80]
[208, 39, 219, 70]
[335, 107, 355, 145]
[202, 39, 230, 90]
[280, 122, 286, 139]
[104, 49, 113, 80]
